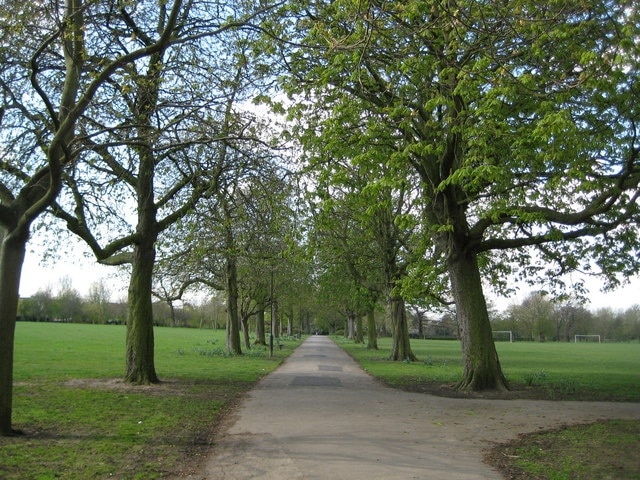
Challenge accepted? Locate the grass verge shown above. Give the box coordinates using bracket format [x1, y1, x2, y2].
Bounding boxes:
[336, 336, 640, 479]
[1, 322, 303, 479]
[336, 336, 640, 401]
[486, 419, 640, 480]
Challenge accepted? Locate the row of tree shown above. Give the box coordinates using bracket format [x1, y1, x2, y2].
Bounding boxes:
[17, 280, 313, 336]
[334, 295, 640, 343]
[0, 0, 278, 434]
[1, 0, 639, 436]
[282, 0, 639, 389]
[18, 280, 640, 345]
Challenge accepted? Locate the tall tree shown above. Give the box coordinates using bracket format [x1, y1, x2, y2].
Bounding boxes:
[171, 156, 296, 353]
[85, 280, 112, 325]
[554, 301, 592, 342]
[302, 99, 428, 358]
[0, 0, 191, 434]
[507, 292, 555, 341]
[274, 0, 640, 390]
[238, 178, 305, 347]
[309, 157, 417, 358]
[52, 2, 278, 381]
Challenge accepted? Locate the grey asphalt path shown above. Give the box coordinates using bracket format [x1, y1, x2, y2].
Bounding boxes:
[192, 336, 640, 479]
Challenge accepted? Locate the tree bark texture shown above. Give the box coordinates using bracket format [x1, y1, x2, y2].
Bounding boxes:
[226, 255, 242, 354]
[388, 295, 417, 361]
[347, 312, 356, 340]
[0, 231, 27, 435]
[366, 308, 378, 350]
[125, 240, 159, 384]
[448, 250, 508, 391]
[254, 303, 266, 345]
[241, 314, 251, 350]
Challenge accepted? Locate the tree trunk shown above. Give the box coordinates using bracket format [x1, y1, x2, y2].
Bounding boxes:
[347, 312, 356, 340]
[0, 0, 83, 429]
[272, 299, 280, 339]
[241, 314, 251, 350]
[0, 230, 27, 435]
[125, 240, 159, 384]
[123, 45, 162, 384]
[366, 308, 378, 350]
[448, 250, 508, 391]
[355, 315, 363, 343]
[125, 98, 161, 384]
[169, 301, 176, 327]
[254, 302, 266, 345]
[226, 255, 242, 354]
[388, 295, 416, 361]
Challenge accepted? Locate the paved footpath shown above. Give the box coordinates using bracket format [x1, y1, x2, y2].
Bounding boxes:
[192, 336, 640, 479]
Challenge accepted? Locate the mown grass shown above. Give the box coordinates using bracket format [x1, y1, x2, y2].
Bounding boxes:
[337, 336, 640, 479]
[337, 337, 640, 401]
[1, 322, 302, 479]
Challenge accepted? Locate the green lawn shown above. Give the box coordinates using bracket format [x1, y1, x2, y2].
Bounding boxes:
[492, 419, 640, 480]
[337, 337, 640, 401]
[2, 322, 302, 479]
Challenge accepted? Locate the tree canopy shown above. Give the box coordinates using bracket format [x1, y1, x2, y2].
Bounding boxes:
[268, 0, 640, 389]
[0, 0, 195, 434]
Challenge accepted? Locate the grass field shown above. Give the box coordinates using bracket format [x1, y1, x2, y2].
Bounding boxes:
[337, 337, 640, 401]
[1, 322, 302, 479]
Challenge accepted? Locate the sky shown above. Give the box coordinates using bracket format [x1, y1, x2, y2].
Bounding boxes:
[19, 237, 639, 313]
[487, 277, 640, 313]
[20, 245, 129, 302]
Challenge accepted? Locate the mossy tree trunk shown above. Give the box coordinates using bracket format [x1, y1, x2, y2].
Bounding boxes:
[355, 315, 364, 343]
[226, 254, 242, 355]
[0, 230, 27, 435]
[346, 311, 356, 340]
[449, 249, 508, 391]
[366, 308, 378, 350]
[241, 313, 251, 350]
[388, 295, 416, 361]
[123, 45, 165, 384]
[254, 301, 266, 345]
[125, 235, 159, 384]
